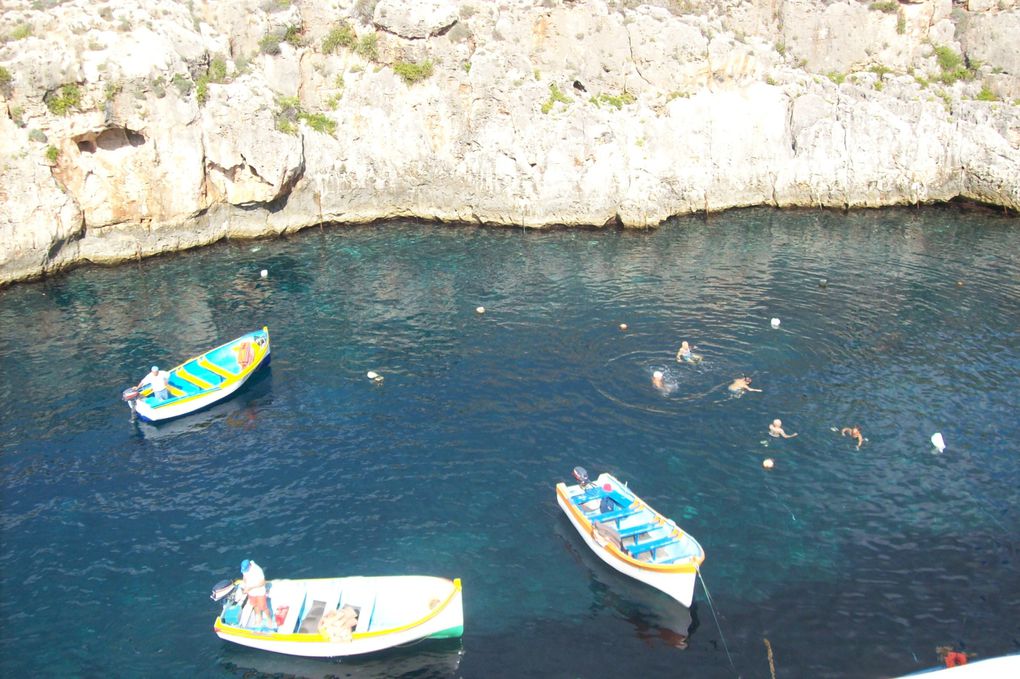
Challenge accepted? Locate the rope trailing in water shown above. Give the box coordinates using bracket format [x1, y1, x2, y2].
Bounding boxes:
[696, 566, 735, 671]
[764, 638, 777, 679]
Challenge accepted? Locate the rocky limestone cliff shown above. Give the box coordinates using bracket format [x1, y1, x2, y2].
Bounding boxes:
[1, 0, 1018, 286]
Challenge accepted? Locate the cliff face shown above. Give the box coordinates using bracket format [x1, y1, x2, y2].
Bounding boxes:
[1, 0, 1018, 286]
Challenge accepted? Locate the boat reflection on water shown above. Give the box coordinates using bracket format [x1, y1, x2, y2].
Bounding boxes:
[554, 518, 698, 650]
[133, 367, 272, 441]
[218, 637, 464, 679]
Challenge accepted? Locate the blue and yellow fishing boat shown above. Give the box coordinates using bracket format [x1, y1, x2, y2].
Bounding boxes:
[557, 467, 705, 607]
[123, 327, 270, 423]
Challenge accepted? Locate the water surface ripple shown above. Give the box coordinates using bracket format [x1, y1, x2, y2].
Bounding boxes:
[1, 207, 1018, 678]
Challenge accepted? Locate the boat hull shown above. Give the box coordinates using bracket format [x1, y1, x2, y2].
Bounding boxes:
[556, 473, 704, 607]
[132, 328, 270, 423]
[214, 575, 463, 658]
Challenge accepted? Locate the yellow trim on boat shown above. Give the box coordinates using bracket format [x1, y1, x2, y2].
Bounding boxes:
[214, 576, 460, 643]
[214, 618, 328, 643]
[199, 356, 234, 379]
[557, 484, 704, 574]
[352, 578, 461, 640]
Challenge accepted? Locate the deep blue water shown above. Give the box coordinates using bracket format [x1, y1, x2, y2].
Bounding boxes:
[1, 207, 1018, 679]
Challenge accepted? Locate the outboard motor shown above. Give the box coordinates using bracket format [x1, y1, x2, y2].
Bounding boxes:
[211, 579, 237, 602]
[122, 387, 139, 412]
[572, 466, 590, 488]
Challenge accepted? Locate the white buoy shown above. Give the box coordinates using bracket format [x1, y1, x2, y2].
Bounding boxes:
[931, 432, 946, 453]
[770, 317, 781, 328]
[763, 458, 775, 469]
[476, 306, 485, 314]
[260, 269, 268, 278]
[366, 370, 383, 382]
[619, 323, 628, 331]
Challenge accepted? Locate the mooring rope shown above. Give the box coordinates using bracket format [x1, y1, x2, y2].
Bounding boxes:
[696, 566, 736, 671]
[764, 637, 777, 679]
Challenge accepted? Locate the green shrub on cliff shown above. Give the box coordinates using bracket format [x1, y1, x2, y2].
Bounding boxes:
[45, 145, 60, 163]
[195, 57, 228, 104]
[0, 66, 12, 90]
[260, 32, 283, 55]
[541, 82, 572, 114]
[868, 2, 897, 13]
[975, 86, 998, 102]
[392, 59, 433, 85]
[274, 96, 337, 136]
[933, 45, 974, 84]
[322, 22, 357, 54]
[45, 84, 82, 116]
[11, 23, 33, 41]
[590, 91, 636, 110]
[356, 33, 379, 62]
[299, 111, 337, 135]
[934, 46, 962, 72]
[172, 73, 192, 96]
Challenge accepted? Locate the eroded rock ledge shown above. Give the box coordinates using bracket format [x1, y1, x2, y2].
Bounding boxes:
[1, 0, 1018, 286]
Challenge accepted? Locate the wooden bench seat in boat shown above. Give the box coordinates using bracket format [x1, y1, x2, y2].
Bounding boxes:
[167, 375, 199, 394]
[182, 360, 224, 387]
[626, 535, 677, 557]
[592, 506, 641, 524]
[572, 489, 601, 505]
[617, 522, 658, 539]
[296, 588, 342, 633]
[354, 596, 376, 633]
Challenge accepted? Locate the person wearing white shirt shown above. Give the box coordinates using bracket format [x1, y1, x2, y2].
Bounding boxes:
[137, 366, 170, 401]
[240, 559, 274, 629]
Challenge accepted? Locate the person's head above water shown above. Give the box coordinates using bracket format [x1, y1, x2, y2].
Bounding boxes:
[653, 370, 663, 379]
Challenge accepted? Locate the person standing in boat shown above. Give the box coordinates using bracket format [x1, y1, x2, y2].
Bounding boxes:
[240, 559, 275, 629]
[137, 366, 170, 402]
[769, 419, 798, 438]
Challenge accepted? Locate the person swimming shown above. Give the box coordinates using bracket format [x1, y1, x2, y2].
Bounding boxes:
[728, 376, 761, 394]
[652, 370, 665, 390]
[840, 426, 864, 449]
[676, 341, 702, 364]
[769, 419, 797, 438]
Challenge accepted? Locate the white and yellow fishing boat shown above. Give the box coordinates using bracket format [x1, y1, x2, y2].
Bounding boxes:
[123, 327, 270, 423]
[556, 467, 705, 607]
[211, 575, 464, 658]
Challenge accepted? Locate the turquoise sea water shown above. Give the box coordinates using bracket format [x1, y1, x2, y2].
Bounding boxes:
[1, 207, 1018, 678]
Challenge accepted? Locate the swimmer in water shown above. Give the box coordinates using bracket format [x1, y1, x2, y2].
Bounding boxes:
[728, 376, 761, 394]
[840, 426, 864, 450]
[676, 341, 703, 364]
[652, 370, 665, 390]
[769, 419, 797, 438]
